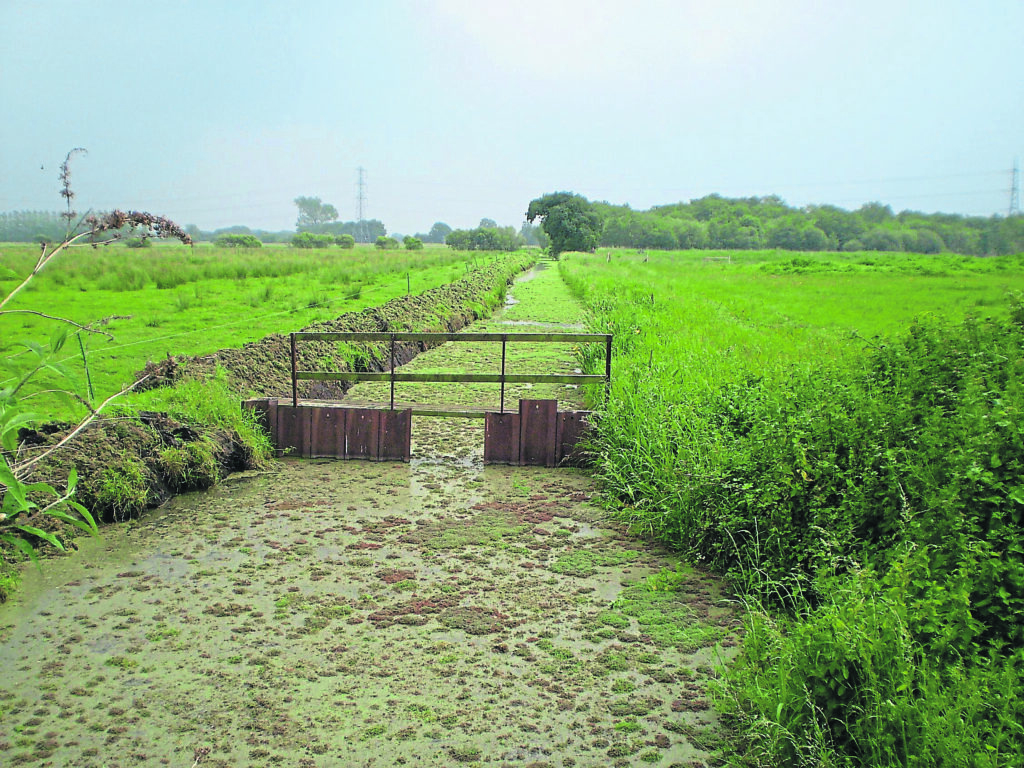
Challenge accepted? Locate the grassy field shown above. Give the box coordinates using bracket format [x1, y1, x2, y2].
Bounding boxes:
[560, 247, 1024, 766]
[0, 242, 507, 421]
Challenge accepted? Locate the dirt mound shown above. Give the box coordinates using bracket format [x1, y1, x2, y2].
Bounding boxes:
[136, 256, 531, 399]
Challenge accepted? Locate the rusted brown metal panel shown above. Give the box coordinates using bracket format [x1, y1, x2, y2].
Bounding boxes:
[344, 408, 380, 461]
[277, 405, 312, 457]
[310, 406, 346, 458]
[379, 409, 412, 462]
[484, 412, 520, 465]
[556, 410, 593, 467]
[519, 399, 557, 467]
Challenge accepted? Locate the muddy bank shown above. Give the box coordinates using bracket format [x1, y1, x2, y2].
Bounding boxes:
[4, 255, 534, 548]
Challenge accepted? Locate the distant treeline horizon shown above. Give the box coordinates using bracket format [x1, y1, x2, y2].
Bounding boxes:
[3, 194, 1022, 255]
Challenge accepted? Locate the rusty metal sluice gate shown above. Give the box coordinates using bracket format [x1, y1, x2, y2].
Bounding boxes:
[242, 332, 612, 467]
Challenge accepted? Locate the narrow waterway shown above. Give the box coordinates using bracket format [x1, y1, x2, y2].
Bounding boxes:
[0, 262, 739, 767]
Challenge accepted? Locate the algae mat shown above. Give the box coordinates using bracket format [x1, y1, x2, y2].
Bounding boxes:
[0, 265, 740, 767]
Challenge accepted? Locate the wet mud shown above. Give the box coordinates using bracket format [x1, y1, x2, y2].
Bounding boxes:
[0, 264, 740, 767]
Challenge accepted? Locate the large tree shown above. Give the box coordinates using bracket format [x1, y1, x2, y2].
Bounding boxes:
[525, 192, 603, 256]
[426, 221, 452, 243]
[294, 196, 339, 231]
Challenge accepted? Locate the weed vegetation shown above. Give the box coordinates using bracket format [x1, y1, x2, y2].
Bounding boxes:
[0, 242, 500, 421]
[561, 248, 1024, 766]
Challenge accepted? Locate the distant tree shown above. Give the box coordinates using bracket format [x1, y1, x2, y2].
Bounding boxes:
[294, 196, 339, 231]
[478, 218, 497, 229]
[335, 234, 355, 249]
[912, 228, 944, 254]
[375, 235, 400, 250]
[861, 228, 902, 252]
[445, 225, 524, 251]
[809, 205, 864, 249]
[526, 192, 603, 256]
[800, 226, 830, 251]
[519, 221, 548, 247]
[858, 201, 894, 224]
[673, 220, 707, 249]
[424, 222, 452, 244]
[403, 235, 424, 250]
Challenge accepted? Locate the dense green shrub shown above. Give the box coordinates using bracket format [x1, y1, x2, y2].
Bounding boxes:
[375, 235, 400, 250]
[292, 232, 334, 249]
[569, 253, 1024, 764]
[403, 235, 424, 250]
[214, 233, 262, 248]
[335, 233, 355, 248]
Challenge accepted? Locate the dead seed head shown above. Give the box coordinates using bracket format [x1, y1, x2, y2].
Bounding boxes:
[85, 210, 193, 246]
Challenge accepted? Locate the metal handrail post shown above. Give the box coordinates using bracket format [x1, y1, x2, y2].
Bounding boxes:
[291, 333, 298, 407]
[500, 334, 507, 413]
[390, 333, 396, 411]
[604, 334, 613, 405]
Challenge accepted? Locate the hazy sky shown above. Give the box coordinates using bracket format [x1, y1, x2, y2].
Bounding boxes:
[1, 1, 1021, 234]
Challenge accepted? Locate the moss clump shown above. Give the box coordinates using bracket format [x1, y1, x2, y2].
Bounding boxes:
[158, 438, 220, 491]
[612, 585, 724, 651]
[450, 744, 482, 762]
[439, 606, 508, 635]
[548, 548, 640, 577]
[96, 457, 150, 521]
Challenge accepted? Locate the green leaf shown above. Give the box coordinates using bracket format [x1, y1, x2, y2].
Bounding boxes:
[16, 525, 65, 551]
[42, 508, 98, 537]
[1, 534, 40, 565]
[0, 460, 28, 509]
[18, 340, 47, 358]
[0, 411, 39, 451]
[50, 326, 69, 354]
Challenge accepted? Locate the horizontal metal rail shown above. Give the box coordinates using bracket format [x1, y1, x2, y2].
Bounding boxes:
[296, 372, 606, 384]
[293, 331, 603, 343]
[290, 331, 612, 411]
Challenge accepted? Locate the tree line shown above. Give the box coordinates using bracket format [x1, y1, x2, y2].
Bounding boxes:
[8, 192, 1020, 256]
[594, 194, 1024, 256]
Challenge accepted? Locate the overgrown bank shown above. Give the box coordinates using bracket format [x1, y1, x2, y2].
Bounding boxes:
[2, 255, 532, 598]
[561, 250, 1024, 766]
[136, 252, 533, 399]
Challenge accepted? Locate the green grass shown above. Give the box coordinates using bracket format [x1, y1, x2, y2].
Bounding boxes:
[0, 242, 508, 421]
[559, 247, 1024, 767]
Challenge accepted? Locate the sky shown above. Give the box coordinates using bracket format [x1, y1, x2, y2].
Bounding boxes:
[1, 0, 1021, 235]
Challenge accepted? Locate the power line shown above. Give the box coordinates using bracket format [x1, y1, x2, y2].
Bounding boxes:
[1010, 159, 1021, 217]
[355, 166, 368, 242]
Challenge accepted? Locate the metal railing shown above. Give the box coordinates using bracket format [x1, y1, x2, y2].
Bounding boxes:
[290, 331, 612, 417]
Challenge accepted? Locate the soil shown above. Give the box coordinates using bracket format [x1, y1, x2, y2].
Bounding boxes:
[0, 263, 741, 767]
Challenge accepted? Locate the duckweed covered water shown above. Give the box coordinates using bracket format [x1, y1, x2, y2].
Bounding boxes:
[0, 264, 740, 767]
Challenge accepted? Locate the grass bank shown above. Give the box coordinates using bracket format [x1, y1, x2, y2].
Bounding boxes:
[560, 248, 1024, 766]
[0, 242, 508, 422]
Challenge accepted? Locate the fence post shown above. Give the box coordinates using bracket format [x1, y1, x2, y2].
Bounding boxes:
[605, 334, 613, 404]
[291, 333, 298, 407]
[390, 333, 396, 411]
[500, 333, 507, 413]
